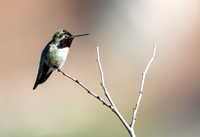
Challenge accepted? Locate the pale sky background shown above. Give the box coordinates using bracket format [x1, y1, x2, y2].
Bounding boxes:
[0, 0, 200, 137]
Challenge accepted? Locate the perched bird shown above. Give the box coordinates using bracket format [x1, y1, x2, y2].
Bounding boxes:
[33, 29, 89, 90]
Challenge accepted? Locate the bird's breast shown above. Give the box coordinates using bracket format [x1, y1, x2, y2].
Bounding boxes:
[47, 46, 69, 69]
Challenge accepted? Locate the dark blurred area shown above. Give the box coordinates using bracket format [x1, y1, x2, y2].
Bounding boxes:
[0, 0, 200, 136]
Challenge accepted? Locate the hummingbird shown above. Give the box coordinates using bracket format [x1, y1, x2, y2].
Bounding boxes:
[33, 29, 89, 90]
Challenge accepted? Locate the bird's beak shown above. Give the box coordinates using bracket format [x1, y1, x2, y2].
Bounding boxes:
[71, 33, 90, 38]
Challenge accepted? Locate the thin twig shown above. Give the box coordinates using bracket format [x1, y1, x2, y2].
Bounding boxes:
[58, 45, 156, 137]
[57, 69, 111, 109]
[130, 45, 157, 129]
[96, 47, 115, 107]
[96, 46, 134, 136]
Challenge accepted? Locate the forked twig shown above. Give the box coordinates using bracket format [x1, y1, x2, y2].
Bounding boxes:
[58, 45, 157, 137]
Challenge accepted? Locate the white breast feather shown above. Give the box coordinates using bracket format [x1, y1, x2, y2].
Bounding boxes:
[57, 47, 69, 69]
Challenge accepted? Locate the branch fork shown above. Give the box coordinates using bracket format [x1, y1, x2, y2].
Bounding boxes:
[59, 45, 157, 137]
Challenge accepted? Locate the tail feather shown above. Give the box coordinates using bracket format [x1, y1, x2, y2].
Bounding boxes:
[33, 82, 38, 90]
[33, 63, 53, 90]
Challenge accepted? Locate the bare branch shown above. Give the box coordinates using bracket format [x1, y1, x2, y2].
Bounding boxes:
[96, 46, 115, 107]
[96, 46, 134, 136]
[59, 45, 156, 137]
[130, 45, 157, 129]
[57, 69, 111, 109]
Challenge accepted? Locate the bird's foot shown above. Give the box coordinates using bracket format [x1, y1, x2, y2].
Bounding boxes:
[53, 65, 61, 72]
[57, 68, 62, 72]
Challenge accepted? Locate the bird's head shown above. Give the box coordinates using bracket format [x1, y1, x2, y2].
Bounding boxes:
[52, 29, 72, 43]
[52, 29, 89, 43]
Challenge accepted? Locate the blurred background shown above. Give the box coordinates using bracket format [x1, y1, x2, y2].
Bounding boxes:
[0, 0, 200, 136]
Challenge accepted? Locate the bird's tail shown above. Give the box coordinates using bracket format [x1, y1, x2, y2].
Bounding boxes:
[33, 82, 38, 90]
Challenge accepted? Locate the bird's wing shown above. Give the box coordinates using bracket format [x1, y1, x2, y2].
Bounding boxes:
[33, 44, 53, 90]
